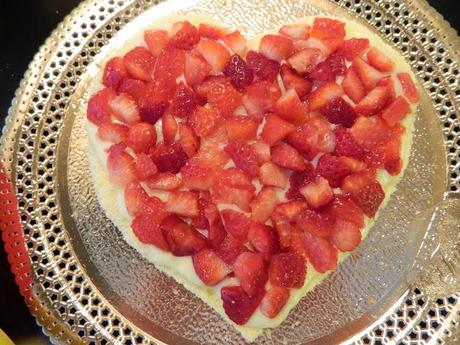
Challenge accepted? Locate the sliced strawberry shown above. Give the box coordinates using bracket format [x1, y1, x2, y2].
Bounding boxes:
[260, 286, 290, 319]
[117, 78, 146, 102]
[222, 31, 247, 56]
[316, 154, 351, 188]
[146, 172, 182, 191]
[87, 88, 116, 125]
[109, 93, 141, 124]
[279, 24, 310, 40]
[248, 223, 279, 260]
[337, 38, 370, 60]
[188, 105, 222, 138]
[397, 73, 419, 103]
[251, 187, 279, 223]
[271, 143, 306, 171]
[272, 200, 308, 248]
[286, 165, 316, 200]
[125, 182, 151, 217]
[246, 50, 280, 81]
[208, 217, 227, 248]
[150, 143, 188, 173]
[259, 162, 288, 189]
[261, 113, 295, 146]
[170, 83, 200, 118]
[225, 117, 258, 141]
[296, 207, 335, 238]
[137, 84, 169, 125]
[377, 76, 396, 103]
[333, 127, 364, 159]
[269, 253, 306, 288]
[308, 82, 344, 111]
[192, 191, 213, 229]
[291, 38, 328, 55]
[286, 48, 323, 75]
[216, 234, 247, 264]
[300, 176, 333, 209]
[221, 209, 252, 242]
[342, 67, 366, 104]
[103, 57, 128, 89]
[132, 213, 170, 251]
[127, 122, 157, 153]
[233, 252, 268, 297]
[367, 48, 395, 72]
[280, 64, 312, 99]
[97, 122, 129, 143]
[184, 51, 212, 86]
[194, 142, 230, 168]
[107, 144, 137, 186]
[355, 86, 390, 116]
[331, 219, 361, 252]
[339, 156, 367, 172]
[153, 47, 186, 84]
[310, 17, 345, 40]
[252, 141, 271, 165]
[275, 88, 308, 123]
[221, 285, 264, 325]
[181, 160, 220, 191]
[197, 39, 231, 74]
[165, 191, 199, 217]
[169, 21, 200, 49]
[225, 140, 259, 177]
[161, 111, 177, 146]
[342, 171, 385, 217]
[301, 232, 337, 273]
[223, 54, 254, 91]
[199, 77, 242, 119]
[144, 29, 169, 57]
[178, 123, 199, 158]
[350, 116, 392, 150]
[321, 97, 357, 128]
[309, 51, 346, 82]
[323, 194, 364, 228]
[243, 80, 281, 115]
[193, 248, 232, 285]
[381, 96, 411, 127]
[123, 47, 156, 81]
[198, 23, 227, 39]
[259, 34, 293, 62]
[135, 153, 158, 180]
[161, 215, 207, 256]
[352, 57, 383, 91]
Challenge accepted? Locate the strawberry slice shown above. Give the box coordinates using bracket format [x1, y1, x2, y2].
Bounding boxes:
[169, 21, 200, 49]
[321, 97, 357, 128]
[109, 93, 141, 124]
[275, 88, 308, 123]
[125, 182, 153, 216]
[243, 80, 281, 115]
[248, 223, 279, 260]
[208, 217, 227, 248]
[225, 117, 258, 141]
[333, 127, 364, 159]
[144, 29, 169, 57]
[339, 156, 367, 172]
[279, 24, 310, 40]
[97, 122, 129, 143]
[342, 67, 366, 104]
[295, 207, 335, 238]
[221, 209, 252, 242]
[397, 73, 419, 103]
[193, 249, 232, 286]
[132, 213, 170, 251]
[252, 141, 271, 165]
[222, 31, 247, 56]
[233, 252, 268, 297]
[381, 96, 411, 127]
[259, 34, 293, 62]
[337, 38, 369, 61]
[137, 85, 169, 125]
[165, 191, 199, 217]
[261, 113, 295, 146]
[272, 200, 308, 248]
[107, 144, 137, 186]
[160, 215, 207, 256]
[197, 39, 231, 74]
[117, 78, 146, 102]
[330, 219, 361, 252]
[271, 143, 306, 171]
[103, 57, 128, 89]
[299, 176, 334, 209]
[286, 48, 323, 74]
[153, 47, 186, 85]
[352, 57, 383, 91]
[377, 76, 396, 103]
[198, 23, 227, 39]
[323, 194, 364, 228]
[251, 187, 280, 223]
[187, 105, 222, 138]
[310, 17, 345, 40]
[178, 123, 199, 158]
[367, 48, 395, 72]
[225, 140, 259, 177]
[181, 159, 221, 191]
[221, 286, 264, 325]
[210, 171, 254, 214]
[300, 232, 338, 273]
[286, 165, 316, 200]
[170, 83, 200, 118]
[342, 171, 385, 217]
[135, 153, 158, 180]
[355, 86, 390, 116]
[269, 253, 306, 288]
[350, 116, 392, 150]
[146, 172, 182, 191]
[280, 64, 312, 99]
[260, 286, 290, 319]
[316, 154, 351, 188]
[127, 122, 157, 153]
[246, 50, 280, 81]
[87, 88, 116, 125]
[199, 77, 242, 119]
[123, 47, 156, 81]
[184, 51, 212, 86]
[150, 143, 188, 174]
[192, 191, 213, 229]
[259, 162, 288, 189]
[308, 82, 344, 111]
[161, 111, 177, 146]
[309, 51, 346, 82]
[223, 54, 254, 91]
[216, 234, 247, 265]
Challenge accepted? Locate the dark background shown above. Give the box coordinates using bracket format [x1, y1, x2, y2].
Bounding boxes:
[0, 1, 458, 343]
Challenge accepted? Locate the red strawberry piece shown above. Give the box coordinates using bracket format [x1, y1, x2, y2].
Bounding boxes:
[161, 111, 177, 146]
[377, 76, 396, 103]
[97, 122, 129, 143]
[125, 182, 151, 217]
[323, 194, 364, 228]
[184, 51, 212, 86]
[286, 48, 323, 75]
[169, 21, 200, 49]
[259, 162, 288, 189]
[300, 232, 337, 273]
[280, 64, 312, 99]
[222, 30, 247, 56]
[271, 143, 306, 171]
[188, 105, 221, 137]
[135, 153, 158, 180]
[367, 48, 395, 72]
[275, 88, 308, 123]
[117, 78, 146, 102]
[181, 149, 225, 191]
[146, 172, 182, 191]
[248, 223, 279, 260]
[342, 171, 385, 217]
[127, 122, 157, 153]
[384, 135, 403, 176]
[308, 82, 344, 111]
[208, 217, 227, 248]
[321, 97, 357, 128]
[198, 23, 227, 39]
[251, 187, 280, 223]
[87, 88, 117, 125]
[271, 201, 308, 246]
[269, 253, 306, 288]
[397, 73, 419, 103]
[144, 29, 169, 57]
[137, 84, 169, 125]
[178, 123, 199, 158]
[132, 213, 170, 251]
[291, 38, 324, 55]
[193, 248, 232, 285]
[221, 285, 264, 325]
[195, 142, 231, 168]
[311, 17, 346, 40]
[233, 252, 268, 297]
[381, 96, 411, 127]
[243, 80, 281, 115]
[221, 209, 252, 242]
[350, 116, 392, 150]
[153, 48, 186, 84]
[338, 156, 367, 173]
[109, 93, 141, 124]
[279, 24, 310, 40]
[252, 141, 271, 165]
[103, 57, 128, 89]
[352, 57, 383, 91]
[225, 140, 259, 177]
[299, 176, 334, 209]
[170, 83, 200, 118]
[309, 51, 346, 82]
[223, 54, 254, 91]
[107, 144, 137, 186]
[286, 163, 316, 200]
[260, 113, 295, 146]
[342, 67, 366, 104]
[316, 154, 351, 188]
[260, 286, 290, 319]
[123, 47, 156, 81]
[333, 127, 364, 159]
[331, 219, 361, 252]
[216, 234, 247, 264]
[355, 86, 390, 116]
[150, 143, 188, 174]
[199, 77, 243, 119]
[246, 50, 280, 81]
[259, 34, 293, 62]
[165, 191, 199, 217]
[160, 215, 207, 256]
[197, 39, 231, 74]
[296, 207, 335, 238]
[225, 117, 258, 141]
[337, 38, 370, 60]
[192, 191, 213, 229]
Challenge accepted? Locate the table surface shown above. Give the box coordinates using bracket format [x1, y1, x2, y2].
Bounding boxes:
[0, 1, 459, 344]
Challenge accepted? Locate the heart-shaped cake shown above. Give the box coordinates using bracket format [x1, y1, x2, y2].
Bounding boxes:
[85, 14, 419, 341]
